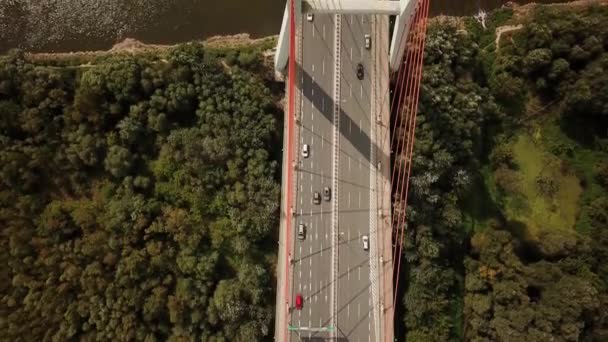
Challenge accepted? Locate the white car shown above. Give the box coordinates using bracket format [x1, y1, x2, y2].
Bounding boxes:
[365, 34, 371, 49]
[302, 144, 309, 158]
[298, 223, 306, 240]
[307, 13, 314, 22]
[362, 235, 369, 251]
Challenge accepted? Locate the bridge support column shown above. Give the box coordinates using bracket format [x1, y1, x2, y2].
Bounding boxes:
[275, 0, 302, 72]
[389, 0, 417, 71]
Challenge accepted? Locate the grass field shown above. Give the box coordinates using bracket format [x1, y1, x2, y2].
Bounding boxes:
[503, 133, 583, 238]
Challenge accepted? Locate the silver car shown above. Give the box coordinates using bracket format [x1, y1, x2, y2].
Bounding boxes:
[298, 223, 306, 240]
[302, 144, 309, 158]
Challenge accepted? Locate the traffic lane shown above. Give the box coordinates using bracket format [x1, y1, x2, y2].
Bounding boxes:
[306, 14, 335, 334]
[295, 97, 331, 332]
[292, 13, 335, 338]
[297, 66, 387, 165]
[294, 122, 332, 336]
[337, 13, 374, 341]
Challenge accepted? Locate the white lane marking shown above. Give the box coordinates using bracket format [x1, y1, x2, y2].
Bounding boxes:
[360, 119, 362, 134]
[312, 23, 315, 37]
[300, 184, 303, 192]
[299, 269, 301, 279]
[361, 46, 363, 58]
[323, 25, 326, 39]
[322, 133, 324, 148]
[349, 155, 351, 171]
[323, 58, 325, 75]
[359, 265, 361, 280]
[349, 83, 352, 98]
[321, 242, 323, 257]
[359, 191, 361, 207]
[358, 302, 361, 318]
[350, 47, 353, 60]
[310, 184, 313, 193]
[299, 245, 302, 255]
[348, 266, 350, 280]
[361, 84, 363, 98]
[300, 196, 303, 205]
[312, 64, 315, 73]
[348, 303, 350, 318]
[348, 192, 351, 208]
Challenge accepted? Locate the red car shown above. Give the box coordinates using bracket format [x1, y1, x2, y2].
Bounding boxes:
[295, 294, 303, 310]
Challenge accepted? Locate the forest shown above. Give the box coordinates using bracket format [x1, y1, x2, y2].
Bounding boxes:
[1, 2, 607, 342]
[400, 3, 608, 341]
[0, 42, 282, 341]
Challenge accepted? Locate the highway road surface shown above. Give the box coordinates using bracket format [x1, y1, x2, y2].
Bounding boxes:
[336, 13, 376, 342]
[291, 13, 335, 341]
[289, 12, 377, 342]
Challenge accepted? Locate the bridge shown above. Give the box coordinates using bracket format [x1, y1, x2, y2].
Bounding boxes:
[273, 0, 430, 341]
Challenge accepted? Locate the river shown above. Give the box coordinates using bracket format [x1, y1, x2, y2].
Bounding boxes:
[0, 0, 570, 53]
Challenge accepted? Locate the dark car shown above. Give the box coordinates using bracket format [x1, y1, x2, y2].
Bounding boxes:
[356, 63, 364, 80]
[313, 191, 321, 205]
[323, 187, 331, 201]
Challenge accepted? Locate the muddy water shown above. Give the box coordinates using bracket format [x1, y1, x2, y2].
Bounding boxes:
[0, 0, 570, 53]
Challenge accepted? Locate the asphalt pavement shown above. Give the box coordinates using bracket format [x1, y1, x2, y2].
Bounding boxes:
[291, 13, 335, 340]
[290, 12, 376, 342]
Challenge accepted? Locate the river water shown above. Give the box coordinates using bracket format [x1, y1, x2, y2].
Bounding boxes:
[0, 0, 569, 53]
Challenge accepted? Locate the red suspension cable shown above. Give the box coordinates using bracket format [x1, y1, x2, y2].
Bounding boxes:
[392, 0, 430, 309]
[284, 0, 296, 340]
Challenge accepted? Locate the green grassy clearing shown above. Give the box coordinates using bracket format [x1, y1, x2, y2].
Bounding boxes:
[541, 121, 608, 232]
[503, 133, 582, 237]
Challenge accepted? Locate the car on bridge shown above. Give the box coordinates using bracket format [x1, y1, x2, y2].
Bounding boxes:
[313, 191, 321, 205]
[298, 223, 306, 240]
[323, 186, 331, 201]
[357, 63, 364, 80]
[302, 143, 309, 158]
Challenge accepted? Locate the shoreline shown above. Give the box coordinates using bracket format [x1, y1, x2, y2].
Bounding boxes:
[16, 34, 277, 62]
[6, 0, 607, 60]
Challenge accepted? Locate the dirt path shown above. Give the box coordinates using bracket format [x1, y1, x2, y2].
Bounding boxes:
[495, 24, 523, 50]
